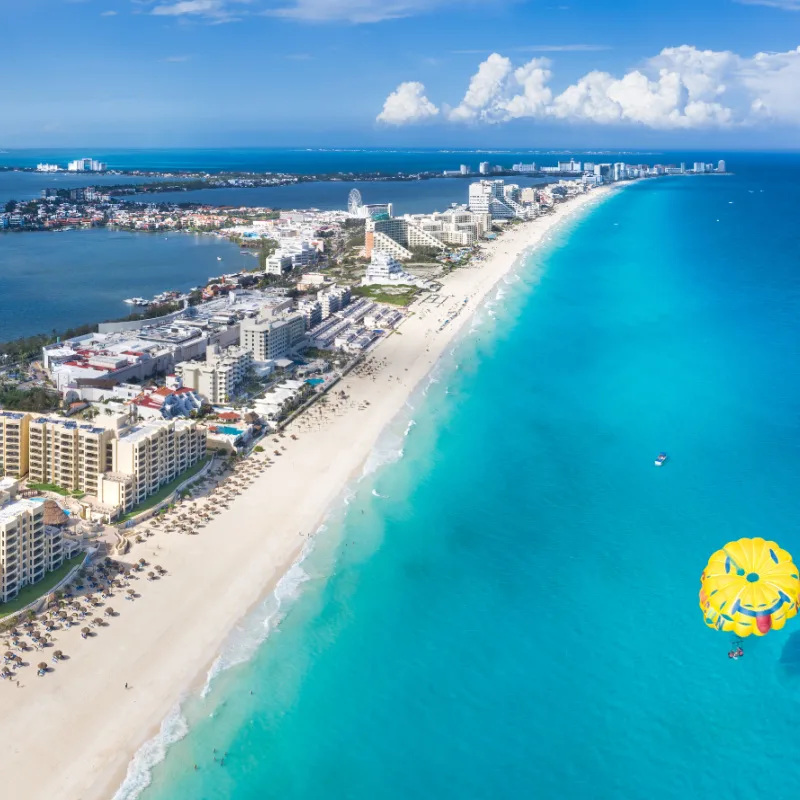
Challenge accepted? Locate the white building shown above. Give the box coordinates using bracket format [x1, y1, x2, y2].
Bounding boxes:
[175, 344, 253, 405]
[297, 299, 323, 329]
[479, 162, 491, 175]
[717, 160, 726, 173]
[318, 285, 351, 318]
[0, 499, 58, 603]
[240, 314, 306, 361]
[36, 163, 60, 172]
[365, 215, 446, 260]
[67, 157, 106, 172]
[98, 419, 206, 513]
[362, 252, 425, 287]
[468, 180, 529, 220]
[512, 163, 537, 173]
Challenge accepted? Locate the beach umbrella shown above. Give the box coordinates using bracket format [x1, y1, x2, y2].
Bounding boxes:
[38, 662, 47, 671]
[147, 572, 155, 580]
[105, 607, 114, 616]
[127, 589, 135, 596]
[81, 627, 90, 636]
[54, 650, 63, 659]
[93, 617, 103, 626]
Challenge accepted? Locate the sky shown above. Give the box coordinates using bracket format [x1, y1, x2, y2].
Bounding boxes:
[0, 0, 799, 148]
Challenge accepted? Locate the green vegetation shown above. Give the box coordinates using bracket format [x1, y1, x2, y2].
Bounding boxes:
[0, 385, 61, 412]
[116, 456, 211, 523]
[408, 246, 445, 263]
[253, 445, 264, 453]
[28, 482, 70, 496]
[112, 301, 182, 323]
[352, 285, 419, 306]
[0, 323, 97, 362]
[0, 553, 85, 619]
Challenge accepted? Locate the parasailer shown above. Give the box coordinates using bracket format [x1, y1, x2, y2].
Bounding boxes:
[699, 537, 800, 640]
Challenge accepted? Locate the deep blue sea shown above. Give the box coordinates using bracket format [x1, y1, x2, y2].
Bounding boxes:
[111, 157, 800, 800]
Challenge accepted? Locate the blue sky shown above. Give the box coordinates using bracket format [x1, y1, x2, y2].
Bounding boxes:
[1, 0, 799, 147]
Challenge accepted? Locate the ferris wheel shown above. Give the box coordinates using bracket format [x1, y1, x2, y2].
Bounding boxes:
[348, 188, 363, 216]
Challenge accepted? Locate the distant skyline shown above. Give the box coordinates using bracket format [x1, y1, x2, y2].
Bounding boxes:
[1, 0, 799, 148]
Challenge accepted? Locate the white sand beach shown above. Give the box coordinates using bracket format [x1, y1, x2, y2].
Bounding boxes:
[0, 185, 615, 800]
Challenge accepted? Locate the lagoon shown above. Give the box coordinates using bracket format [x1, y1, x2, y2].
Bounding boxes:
[0, 229, 242, 341]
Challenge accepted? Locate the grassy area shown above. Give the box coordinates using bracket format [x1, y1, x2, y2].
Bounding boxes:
[0, 553, 85, 619]
[352, 285, 419, 307]
[116, 456, 211, 523]
[28, 482, 70, 496]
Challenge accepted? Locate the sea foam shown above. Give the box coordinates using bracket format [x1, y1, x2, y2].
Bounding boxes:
[111, 704, 190, 800]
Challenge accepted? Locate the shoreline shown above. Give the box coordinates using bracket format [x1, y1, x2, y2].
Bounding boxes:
[0, 184, 621, 800]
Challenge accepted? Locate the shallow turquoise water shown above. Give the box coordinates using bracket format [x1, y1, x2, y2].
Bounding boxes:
[129, 161, 800, 800]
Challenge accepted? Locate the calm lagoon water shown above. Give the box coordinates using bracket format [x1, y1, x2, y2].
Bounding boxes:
[125, 176, 549, 215]
[119, 157, 800, 800]
[0, 229, 244, 340]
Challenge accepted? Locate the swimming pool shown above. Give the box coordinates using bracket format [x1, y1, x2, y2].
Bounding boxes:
[29, 497, 71, 515]
[214, 426, 245, 436]
[305, 378, 324, 386]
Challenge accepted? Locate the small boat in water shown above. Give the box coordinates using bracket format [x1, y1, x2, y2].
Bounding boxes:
[655, 452, 668, 467]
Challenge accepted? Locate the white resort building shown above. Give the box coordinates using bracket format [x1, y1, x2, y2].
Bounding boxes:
[468, 180, 531, 220]
[98, 418, 206, 514]
[0, 496, 71, 604]
[365, 206, 492, 260]
[0, 410, 207, 521]
[240, 313, 306, 361]
[175, 344, 254, 405]
[362, 252, 425, 287]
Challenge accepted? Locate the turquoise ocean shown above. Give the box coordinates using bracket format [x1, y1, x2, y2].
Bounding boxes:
[122, 159, 800, 800]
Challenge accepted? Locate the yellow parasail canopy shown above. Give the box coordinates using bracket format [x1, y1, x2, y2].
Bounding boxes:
[699, 537, 800, 637]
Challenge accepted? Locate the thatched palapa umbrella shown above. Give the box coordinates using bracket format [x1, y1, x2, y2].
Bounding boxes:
[54, 650, 63, 660]
[42, 499, 69, 528]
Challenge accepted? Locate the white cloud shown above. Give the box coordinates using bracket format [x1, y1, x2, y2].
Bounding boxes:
[452, 45, 611, 54]
[448, 53, 513, 121]
[377, 82, 439, 125]
[265, 0, 460, 22]
[100, 10, 118, 15]
[736, 0, 800, 8]
[150, 0, 248, 20]
[380, 44, 800, 129]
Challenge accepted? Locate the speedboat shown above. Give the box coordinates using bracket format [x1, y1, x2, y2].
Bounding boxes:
[655, 452, 668, 467]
